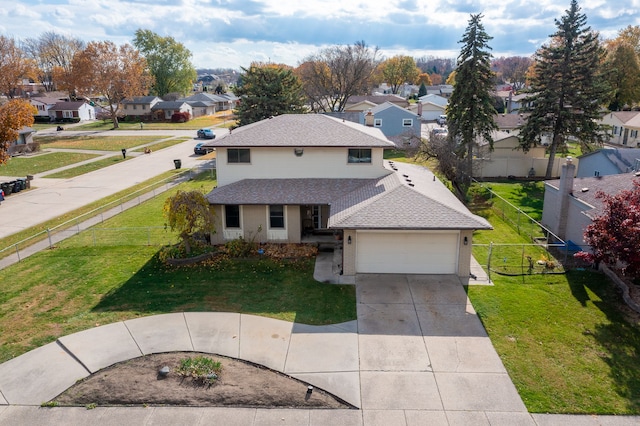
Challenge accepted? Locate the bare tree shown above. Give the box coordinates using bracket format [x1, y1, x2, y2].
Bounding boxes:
[296, 41, 380, 112]
[22, 32, 84, 93]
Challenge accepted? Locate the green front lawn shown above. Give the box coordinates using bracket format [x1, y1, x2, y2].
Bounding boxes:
[36, 136, 170, 151]
[0, 152, 100, 177]
[72, 113, 236, 131]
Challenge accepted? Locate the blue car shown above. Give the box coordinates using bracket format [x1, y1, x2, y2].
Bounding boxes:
[197, 128, 216, 139]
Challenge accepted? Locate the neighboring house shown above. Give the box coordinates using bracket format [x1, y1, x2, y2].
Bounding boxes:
[474, 131, 567, 178]
[411, 94, 448, 121]
[600, 111, 640, 147]
[151, 101, 193, 120]
[204, 114, 491, 278]
[542, 158, 639, 251]
[494, 113, 527, 135]
[425, 85, 454, 98]
[345, 95, 408, 110]
[359, 102, 422, 148]
[121, 96, 162, 120]
[7, 126, 37, 156]
[48, 101, 95, 122]
[344, 100, 377, 113]
[576, 148, 640, 178]
[29, 97, 62, 121]
[179, 92, 237, 116]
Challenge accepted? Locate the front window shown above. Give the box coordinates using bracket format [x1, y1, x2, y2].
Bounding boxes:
[374, 118, 382, 127]
[348, 148, 372, 164]
[224, 205, 240, 228]
[269, 205, 285, 228]
[402, 118, 413, 127]
[228, 148, 251, 163]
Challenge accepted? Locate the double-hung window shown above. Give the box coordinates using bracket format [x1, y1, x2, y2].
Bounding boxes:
[402, 118, 413, 127]
[224, 205, 240, 228]
[348, 148, 372, 164]
[269, 205, 285, 228]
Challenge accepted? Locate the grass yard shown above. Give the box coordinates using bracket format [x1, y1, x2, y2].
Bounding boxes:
[73, 113, 236, 131]
[468, 181, 640, 414]
[0, 172, 356, 364]
[473, 181, 545, 221]
[45, 156, 131, 179]
[0, 152, 100, 177]
[35, 136, 170, 151]
[130, 137, 192, 152]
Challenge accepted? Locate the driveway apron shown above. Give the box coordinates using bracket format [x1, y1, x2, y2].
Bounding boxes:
[356, 273, 528, 417]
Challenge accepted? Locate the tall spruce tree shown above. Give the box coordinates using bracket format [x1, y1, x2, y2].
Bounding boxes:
[518, 0, 610, 178]
[233, 63, 306, 127]
[446, 14, 497, 197]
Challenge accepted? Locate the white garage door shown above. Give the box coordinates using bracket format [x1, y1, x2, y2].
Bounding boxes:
[356, 231, 459, 274]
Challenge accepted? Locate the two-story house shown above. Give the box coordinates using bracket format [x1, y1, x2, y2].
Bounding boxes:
[600, 111, 640, 147]
[359, 102, 422, 148]
[204, 114, 491, 278]
[121, 96, 162, 121]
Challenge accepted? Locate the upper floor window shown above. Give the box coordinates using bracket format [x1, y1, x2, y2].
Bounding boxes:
[402, 118, 413, 127]
[269, 205, 285, 228]
[133, 105, 137, 110]
[374, 119, 382, 127]
[348, 148, 372, 164]
[228, 148, 251, 163]
[613, 126, 619, 135]
[224, 205, 240, 228]
[142, 104, 146, 110]
[632, 130, 638, 138]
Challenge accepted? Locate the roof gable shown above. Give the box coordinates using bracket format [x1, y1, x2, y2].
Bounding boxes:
[369, 101, 417, 117]
[211, 114, 394, 148]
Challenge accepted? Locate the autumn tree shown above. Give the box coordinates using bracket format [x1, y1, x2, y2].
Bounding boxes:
[604, 43, 640, 110]
[492, 56, 532, 91]
[0, 36, 37, 98]
[416, 73, 432, 86]
[133, 29, 197, 97]
[0, 99, 35, 164]
[446, 14, 497, 198]
[163, 190, 216, 255]
[518, 0, 611, 179]
[378, 55, 420, 94]
[22, 32, 84, 93]
[234, 63, 306, 127]
[575, 181, 640, 278]
[296, 41, 379, 112]
[69, 41, 152, 128]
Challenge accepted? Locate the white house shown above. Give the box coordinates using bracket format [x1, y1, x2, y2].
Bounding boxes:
[47, 101, 95, 122]
[600, 111, 640, 147]
[411, 94, 448, 121]
[204, 114, 491, 278]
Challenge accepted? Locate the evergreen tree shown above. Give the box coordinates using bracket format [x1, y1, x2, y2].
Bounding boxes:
[446, 14, 497, 197]
[518, 0, 611, 178]
[418, 82, 427, 97]
[233, 63, 306, 127]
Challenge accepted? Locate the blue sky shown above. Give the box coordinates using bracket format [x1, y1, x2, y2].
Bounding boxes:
[1, 0, 639, 69]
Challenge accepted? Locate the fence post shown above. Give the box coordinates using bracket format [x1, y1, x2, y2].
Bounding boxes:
[14, 244, 20, 261]
[487, 242, 493, 283]
[47, 228, 53, 248]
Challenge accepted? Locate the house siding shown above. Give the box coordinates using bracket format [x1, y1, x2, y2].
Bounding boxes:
[216, 147, 388, 186]
[210, 204, 302, 244]
[541, 185, 591, 250]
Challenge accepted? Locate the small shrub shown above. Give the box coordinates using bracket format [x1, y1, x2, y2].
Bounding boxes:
[41, 401, 59, 407]
[176, 355, 222, 386]
[225, 237, 257, 258]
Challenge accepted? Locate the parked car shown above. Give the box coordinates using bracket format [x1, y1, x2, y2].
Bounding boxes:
[431, 127, 448, 138]
[194, 142, 213, 155]
[436, 115, 447, 125]
[197, 128, 216, 139]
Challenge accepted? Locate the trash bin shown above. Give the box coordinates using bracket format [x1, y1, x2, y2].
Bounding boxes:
[173, 159, 182, 169]
[17, 178, 26, 190]
[9, 181, 19, 193]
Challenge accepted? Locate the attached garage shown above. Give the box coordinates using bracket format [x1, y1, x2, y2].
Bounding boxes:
[355, 231, 459, 274]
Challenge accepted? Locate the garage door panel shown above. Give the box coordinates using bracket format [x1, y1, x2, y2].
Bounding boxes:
[356, 232, 458, 274]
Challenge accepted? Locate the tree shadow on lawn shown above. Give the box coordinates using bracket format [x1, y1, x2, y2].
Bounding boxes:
[566, 270, 640, 412]
[510, 182, 544, 220]
[91, 253, 356, 326]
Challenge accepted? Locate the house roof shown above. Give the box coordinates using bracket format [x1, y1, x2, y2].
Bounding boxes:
[206, 161, 492, 231]
[30, 97, 62, 106]
[368, 101, 418, 117]
[151, 101, 188, 110]
[48, 101, 89, 111]
[346, 95, 408, 106]
[418, 94, 448, 107]
[609, 110, 640, 125]
[122, 96, 160, 104]
[494, 113, 528, 129]
[578, 148, 640, 174]
[207, 114, 395, 148]
[546, 172, 640, 219]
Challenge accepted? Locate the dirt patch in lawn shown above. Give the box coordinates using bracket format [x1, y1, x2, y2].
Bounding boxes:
[52, 352, 351, 409]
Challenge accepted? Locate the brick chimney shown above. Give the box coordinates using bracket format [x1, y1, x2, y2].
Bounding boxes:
[555, 156, 576, 240]
[364, 110, 374, 127]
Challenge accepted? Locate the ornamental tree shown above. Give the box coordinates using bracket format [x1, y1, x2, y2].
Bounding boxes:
[163, 190, 216, 254]
[575, 180, 640, 277]
[0, 99, 35, 164]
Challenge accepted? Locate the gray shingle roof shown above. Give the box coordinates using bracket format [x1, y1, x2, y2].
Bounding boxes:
[206, 162, 492, 231]
[122, 96, 159, 104]
[578, 148, 640, 174]
[211, 114, 395, 148]
[546, 172, 640, 219]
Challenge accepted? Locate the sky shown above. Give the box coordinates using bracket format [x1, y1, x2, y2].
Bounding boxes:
[1, 0, 639, 70]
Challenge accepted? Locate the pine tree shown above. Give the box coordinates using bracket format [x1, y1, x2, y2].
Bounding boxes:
[446, 14, 497, 196]
[519, 0, 611, 178]
[233, 63, 306, 127]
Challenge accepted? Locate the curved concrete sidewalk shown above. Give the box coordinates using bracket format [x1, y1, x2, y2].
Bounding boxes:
[1, 275, 639, 425]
